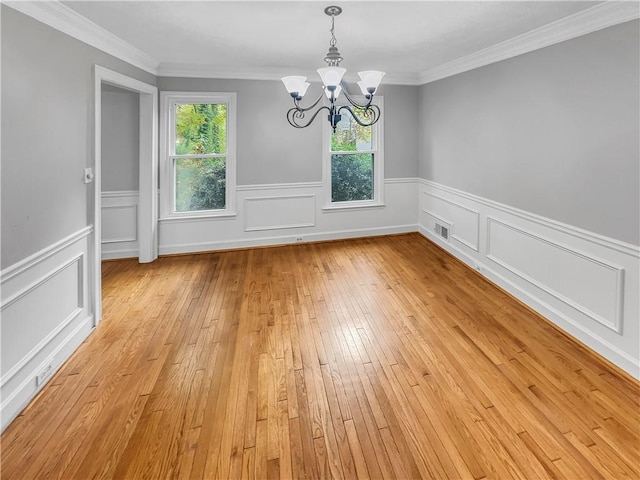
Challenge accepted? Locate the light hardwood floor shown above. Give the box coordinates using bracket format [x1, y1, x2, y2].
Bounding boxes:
[2, 233, 639, 479]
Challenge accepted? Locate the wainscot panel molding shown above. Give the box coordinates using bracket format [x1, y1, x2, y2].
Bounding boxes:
[101, 190, 139, 260]
[244, 195, 316, 232]
[418, 179, 640, 378]
[159, 178, 419, 255]
[486, 217, 624, 334]
[423, 191, 480, 251]
[0, 227, 94, 432]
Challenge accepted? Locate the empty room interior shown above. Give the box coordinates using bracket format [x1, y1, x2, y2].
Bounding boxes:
[1, 1, 639, 478]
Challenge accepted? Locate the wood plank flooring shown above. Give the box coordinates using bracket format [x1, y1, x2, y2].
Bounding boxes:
[2, 233, 639, 479]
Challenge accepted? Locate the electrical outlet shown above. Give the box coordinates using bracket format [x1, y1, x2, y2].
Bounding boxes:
[36, 362, 53, 387]
[295, 236, 304, 242]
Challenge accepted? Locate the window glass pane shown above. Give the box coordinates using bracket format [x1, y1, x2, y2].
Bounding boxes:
[331, 107, 373, 152]
[331, 153, 373, 202]
[175, 157, 226, 211]
[175, 103, 227, 155]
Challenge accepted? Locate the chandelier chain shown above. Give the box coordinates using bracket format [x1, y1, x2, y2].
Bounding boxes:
[329, 15, 337, 48]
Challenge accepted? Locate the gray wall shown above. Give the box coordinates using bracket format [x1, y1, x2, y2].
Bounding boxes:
[419, 20, 640, 245]
[101, 85, 140, 191]
[1, 6, 156, 268]
[157, 78, 419, 185]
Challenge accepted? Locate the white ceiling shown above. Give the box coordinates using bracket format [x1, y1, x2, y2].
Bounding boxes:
[53, 1, 632, 83]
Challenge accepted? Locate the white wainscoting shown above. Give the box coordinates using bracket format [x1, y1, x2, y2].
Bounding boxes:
[101, 190, 139, 260]
[245, 194, 316, 232]
[159, 179, 419, 255]
[418, 179, 640, 378]
[0, 227, 95, 431]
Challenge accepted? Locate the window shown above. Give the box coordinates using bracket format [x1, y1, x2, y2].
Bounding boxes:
[160, 92, 236, 218]
[323, 97, 384, 209]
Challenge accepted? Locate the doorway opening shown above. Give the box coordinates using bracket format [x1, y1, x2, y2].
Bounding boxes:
[92, 66, 158, 325]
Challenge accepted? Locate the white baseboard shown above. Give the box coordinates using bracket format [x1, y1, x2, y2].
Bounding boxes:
[418, 180, 640, 379]
[0, 227, 95, 432]
[101, 249, 139, 260]
[160, 224, 417, 256]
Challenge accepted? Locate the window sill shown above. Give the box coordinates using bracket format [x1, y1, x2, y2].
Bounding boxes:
[159, 211, 237, 223]
[322, 202, 386, 212]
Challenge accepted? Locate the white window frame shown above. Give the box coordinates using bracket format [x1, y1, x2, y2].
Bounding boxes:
[322, 96, 384, 210]
[160, 91, 237, 219]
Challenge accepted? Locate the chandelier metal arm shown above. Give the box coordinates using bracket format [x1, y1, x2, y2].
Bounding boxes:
[341, 86, 373, 110]
[292, 93, 324, 113]
[337, 104, 381, 128]
[287, 102, 331, 129]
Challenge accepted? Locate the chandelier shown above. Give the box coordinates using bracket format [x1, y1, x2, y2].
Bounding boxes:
[281, 5, 385, 132]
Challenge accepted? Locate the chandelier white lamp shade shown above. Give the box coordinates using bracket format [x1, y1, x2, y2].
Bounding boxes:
[281, 76, 311, 100]
[281, 6, 385, 131]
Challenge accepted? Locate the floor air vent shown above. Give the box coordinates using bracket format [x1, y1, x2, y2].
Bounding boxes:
[435, 223, 449, 241]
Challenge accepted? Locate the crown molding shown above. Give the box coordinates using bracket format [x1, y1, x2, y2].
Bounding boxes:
[419, 1, 640, 84]
[6, 1, 637, 86]
[156, 63, 421, 86]
[5, 1, 159, 75]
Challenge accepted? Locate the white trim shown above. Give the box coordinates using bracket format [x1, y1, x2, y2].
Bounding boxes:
[101, 205, 138, 244]
[159, 91, 238, 220]
[1, 254, 83, 310]
[101, 249, 139, 261]
[244, 194, 316, 232]
[322, 202, 386, 213]
[0, 226, 92, 284]
[159, 224, 416, 256]
[0, 315, 93, 432]
[323, 96, 385, 209]
[420, 179, 640, 257]
[7, 2, 636, 86]
[159, 213, 237, 224]
[0, 302, 83, 388]
[384, 177, 420, 185]
[93, 66, 158, 325]
[419, 2, 640, 84]
[486, 217, 624, 334]
[423, 191, 480, 252]
[5, 1, 159, 75]
[418, 225, 639, 378]
[101, 190, 139, 199]
[236, 182, 323, 192]
[418, 181, 640, 378]
[156, 64, 420, 86]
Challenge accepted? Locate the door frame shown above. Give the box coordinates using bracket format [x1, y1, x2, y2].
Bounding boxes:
[92, 65, 158, 325]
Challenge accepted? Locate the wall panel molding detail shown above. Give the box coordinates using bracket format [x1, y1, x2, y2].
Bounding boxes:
[244, 194, 316, 232]
[0, 228, 94, 432]
[159, 179, 419, 255]
[102, 205, 137, 243]
[422, 191, 480, 251]
[486, 217, 624, 334]
[419, 179, 640, 257]
[418, 180, 640, 378]
[0, 226, 92, 286]
[101, 190, 139, 259]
